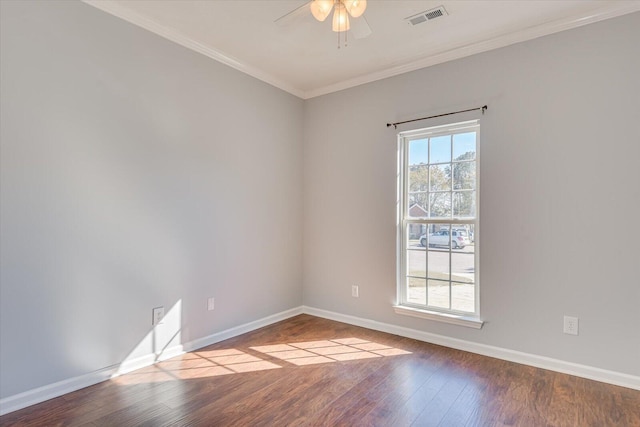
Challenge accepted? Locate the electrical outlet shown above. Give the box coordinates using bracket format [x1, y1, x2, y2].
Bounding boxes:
[207, 297, 215, 311]
[152, 306, 164, 326]
[352, 285, 359, 298]
[563, 315, 578, 335]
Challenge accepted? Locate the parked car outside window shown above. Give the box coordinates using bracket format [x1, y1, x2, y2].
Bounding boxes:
[419, 229, 470, 249]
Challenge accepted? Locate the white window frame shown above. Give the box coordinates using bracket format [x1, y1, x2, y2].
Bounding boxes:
[394, 120, 483, 329]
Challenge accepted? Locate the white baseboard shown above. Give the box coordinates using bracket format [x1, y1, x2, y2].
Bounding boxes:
[2, 304, 637, 416]
[183, 306, 303, 353]
[114, 344, 186, 376]
[0, 306, 303, 416]
[301, 305, 640, 391]
[0, 364, 118, 416]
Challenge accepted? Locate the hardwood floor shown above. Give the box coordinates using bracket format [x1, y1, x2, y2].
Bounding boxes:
[2, 314, 639, 426]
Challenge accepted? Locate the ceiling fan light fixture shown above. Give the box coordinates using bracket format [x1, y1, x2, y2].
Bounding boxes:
[343, 0, 367, 18]
[310, 0, 333, 22]
[332, 3, 350, 32]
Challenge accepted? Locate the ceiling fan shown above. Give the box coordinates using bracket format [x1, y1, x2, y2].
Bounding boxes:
[275, 0, 372, 46]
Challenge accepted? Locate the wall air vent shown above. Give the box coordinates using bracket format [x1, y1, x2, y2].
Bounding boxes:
[405, 6, 448, 26]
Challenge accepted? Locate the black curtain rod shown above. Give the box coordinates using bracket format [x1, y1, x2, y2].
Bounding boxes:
[387, 105, 488, 129]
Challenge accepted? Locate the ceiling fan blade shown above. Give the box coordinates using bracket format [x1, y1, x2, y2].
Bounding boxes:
[350, 15, 372, 39]
[274, 1, 312, 27]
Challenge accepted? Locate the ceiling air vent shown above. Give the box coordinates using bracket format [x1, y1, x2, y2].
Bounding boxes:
[406, 6, 448, 26]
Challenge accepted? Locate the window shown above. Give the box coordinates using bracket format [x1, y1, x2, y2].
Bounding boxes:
[395, 120, 482, 328]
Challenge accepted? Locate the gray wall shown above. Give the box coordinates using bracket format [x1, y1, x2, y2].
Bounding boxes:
[303, 12, 640, 376]
[0, 1, 303, 398]
[1, 0, 638, 403]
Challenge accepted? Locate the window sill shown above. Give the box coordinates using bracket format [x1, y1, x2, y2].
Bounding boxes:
[393, 305, 484, 329]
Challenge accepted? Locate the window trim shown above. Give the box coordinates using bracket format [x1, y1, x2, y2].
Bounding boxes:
[396, 120, 483, 328]
[392, 305, 483, 329]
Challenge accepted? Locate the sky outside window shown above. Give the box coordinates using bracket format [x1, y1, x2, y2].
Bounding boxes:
[410, 132, 476, 166]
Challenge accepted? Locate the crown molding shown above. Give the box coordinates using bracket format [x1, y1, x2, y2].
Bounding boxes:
[82, 0, 306, 99]
[83, 1, 639, 100]
[304, 3, 640, 98]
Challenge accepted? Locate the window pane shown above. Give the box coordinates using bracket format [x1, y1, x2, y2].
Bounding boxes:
[452, 282, 475, 312]
[407, 223, 426, 243]
[453, 132, 476, 161]
[428, 279, 449, 309]
[427, 250, 449, 280]
[430, 164, 451, 191]
[453, 162, 475, 190]
[407, 250, 426, 277]
[430, 136, 451, 163]
[408, 192, 428, 216]
[409, 139, 428, 166]
[453, 191, 475, 218]
[407, 277, 426, 305]
[409, 165, 429, 192]
[451, 251, 474, 283]
[429, 193, 451, 218]
[427, 227, 450, 249]
[400, 121, 479, 317]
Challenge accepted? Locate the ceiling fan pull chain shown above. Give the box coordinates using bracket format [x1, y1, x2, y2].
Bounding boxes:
[345, 24, 348, 47]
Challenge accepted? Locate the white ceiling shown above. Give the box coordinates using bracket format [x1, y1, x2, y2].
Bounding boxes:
[84, 1, 640, 99]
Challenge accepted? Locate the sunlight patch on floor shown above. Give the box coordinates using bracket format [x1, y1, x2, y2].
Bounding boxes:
[251, 338, 411, 366]
[114, 338, 411, 385]
[113, 349, 280, 385]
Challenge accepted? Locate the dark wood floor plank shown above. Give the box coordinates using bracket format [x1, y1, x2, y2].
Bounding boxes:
[543, 372, 578, 427]
[89, 402, 175, 427]
[410, 371, 467, 426]
[298, 359, 398, 426]
[353, 355, 450, 427]
[354, 355, 446, 424]
[1, 314, 639, 427]
[436, 382, 486, 427]
[268, 362, 387, 426]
